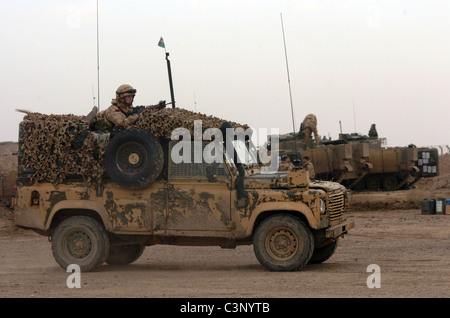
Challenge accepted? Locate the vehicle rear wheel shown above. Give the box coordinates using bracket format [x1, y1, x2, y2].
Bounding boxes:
[351, 180, 365, 192]
[365, 176, 381, 191]
[309, 239, 338, 264]
[105, 129, 164, 189]
[383, 175, 399, 191]
[106, 244, 145, 265]
[253, 214, 314, 271]
[51, 216, 110, 272]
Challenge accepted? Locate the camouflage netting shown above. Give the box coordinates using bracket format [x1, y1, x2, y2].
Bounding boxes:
[19, 114, 106, 187]
[19, 107, 248, 186]
[133, 107, 249, 139]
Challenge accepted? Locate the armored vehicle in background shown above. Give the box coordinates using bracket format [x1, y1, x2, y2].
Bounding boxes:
[270, 129, 439, 192]
[270, 133, 372, 190]
[330, 132, 439, 191]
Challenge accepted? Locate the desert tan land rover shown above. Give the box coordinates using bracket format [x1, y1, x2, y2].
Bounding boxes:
[13, 115, 354, 272]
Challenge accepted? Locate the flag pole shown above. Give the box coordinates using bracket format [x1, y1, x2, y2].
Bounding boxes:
[159, 37, 176, 108]
[166, 52, 176, 109]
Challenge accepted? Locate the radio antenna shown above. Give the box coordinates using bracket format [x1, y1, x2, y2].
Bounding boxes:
[96, 0, 100, 111]
[281, 13, 296, 134]
[194, 91, 197, 112]
[280, 13, 298, 158]
[92, 85, 96, 107]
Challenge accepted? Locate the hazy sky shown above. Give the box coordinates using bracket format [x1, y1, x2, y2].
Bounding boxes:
[1, 0, 449, 149]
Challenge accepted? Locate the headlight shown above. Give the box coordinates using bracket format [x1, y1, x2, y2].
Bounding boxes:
[320, 199, 326, 215]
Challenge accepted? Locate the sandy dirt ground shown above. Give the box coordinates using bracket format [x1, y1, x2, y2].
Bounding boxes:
[0, 192, 449, 299]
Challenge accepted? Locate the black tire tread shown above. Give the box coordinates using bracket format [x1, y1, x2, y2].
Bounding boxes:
[106, 244, 145, 266]
[309, 239, 339, 264]
[105, 129, 163, 189]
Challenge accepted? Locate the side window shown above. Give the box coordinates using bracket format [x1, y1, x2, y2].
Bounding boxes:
[168, 141, 229, 181]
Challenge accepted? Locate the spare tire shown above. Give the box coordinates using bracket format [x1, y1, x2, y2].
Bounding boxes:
[105, 129, 164, 189]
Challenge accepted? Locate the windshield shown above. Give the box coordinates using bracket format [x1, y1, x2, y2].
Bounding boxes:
[232, 140, 259, 165]
[223, 139, 259, 166]
[223, 138, 279, 174]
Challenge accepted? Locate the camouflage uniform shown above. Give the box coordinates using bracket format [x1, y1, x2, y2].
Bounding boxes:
[279, 161, 295, 172]
[95, 84, 140, 132]
[300, 114, 319, 149]
[304, 161, 315, 180]
[279, 155, 295, 172]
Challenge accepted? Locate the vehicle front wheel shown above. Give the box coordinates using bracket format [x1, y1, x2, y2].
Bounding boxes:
[51, 216, 110, 272]
[106, 244, 145, 266]
[253, 214, 314, 271]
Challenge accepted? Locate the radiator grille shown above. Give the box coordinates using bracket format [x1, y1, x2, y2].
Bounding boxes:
[328, 192, 345, 220]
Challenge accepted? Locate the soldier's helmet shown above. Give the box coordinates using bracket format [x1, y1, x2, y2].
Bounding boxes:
[116, 84, 136, 101]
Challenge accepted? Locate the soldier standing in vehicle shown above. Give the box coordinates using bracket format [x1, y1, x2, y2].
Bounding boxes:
[302, 156, 315, 180]
[279, 155, 295, 172]
[368, 123, 378, 138]
[299, 114, 320, 149]
[95, 84, 140, 132]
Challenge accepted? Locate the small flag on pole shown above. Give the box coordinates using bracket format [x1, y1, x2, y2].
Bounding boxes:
[158, 37, 165, 49]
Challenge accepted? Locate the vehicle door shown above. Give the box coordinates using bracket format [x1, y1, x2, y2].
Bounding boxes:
[166, 141, 232, 232]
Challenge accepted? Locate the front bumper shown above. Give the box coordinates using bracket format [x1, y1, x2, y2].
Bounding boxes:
[325, 220, 355, 239]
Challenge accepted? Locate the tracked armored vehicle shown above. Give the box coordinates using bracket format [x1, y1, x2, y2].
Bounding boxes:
[268, 132, 373, 190]
[333, 132, 439, 191]
[270, 129, 439, 191]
